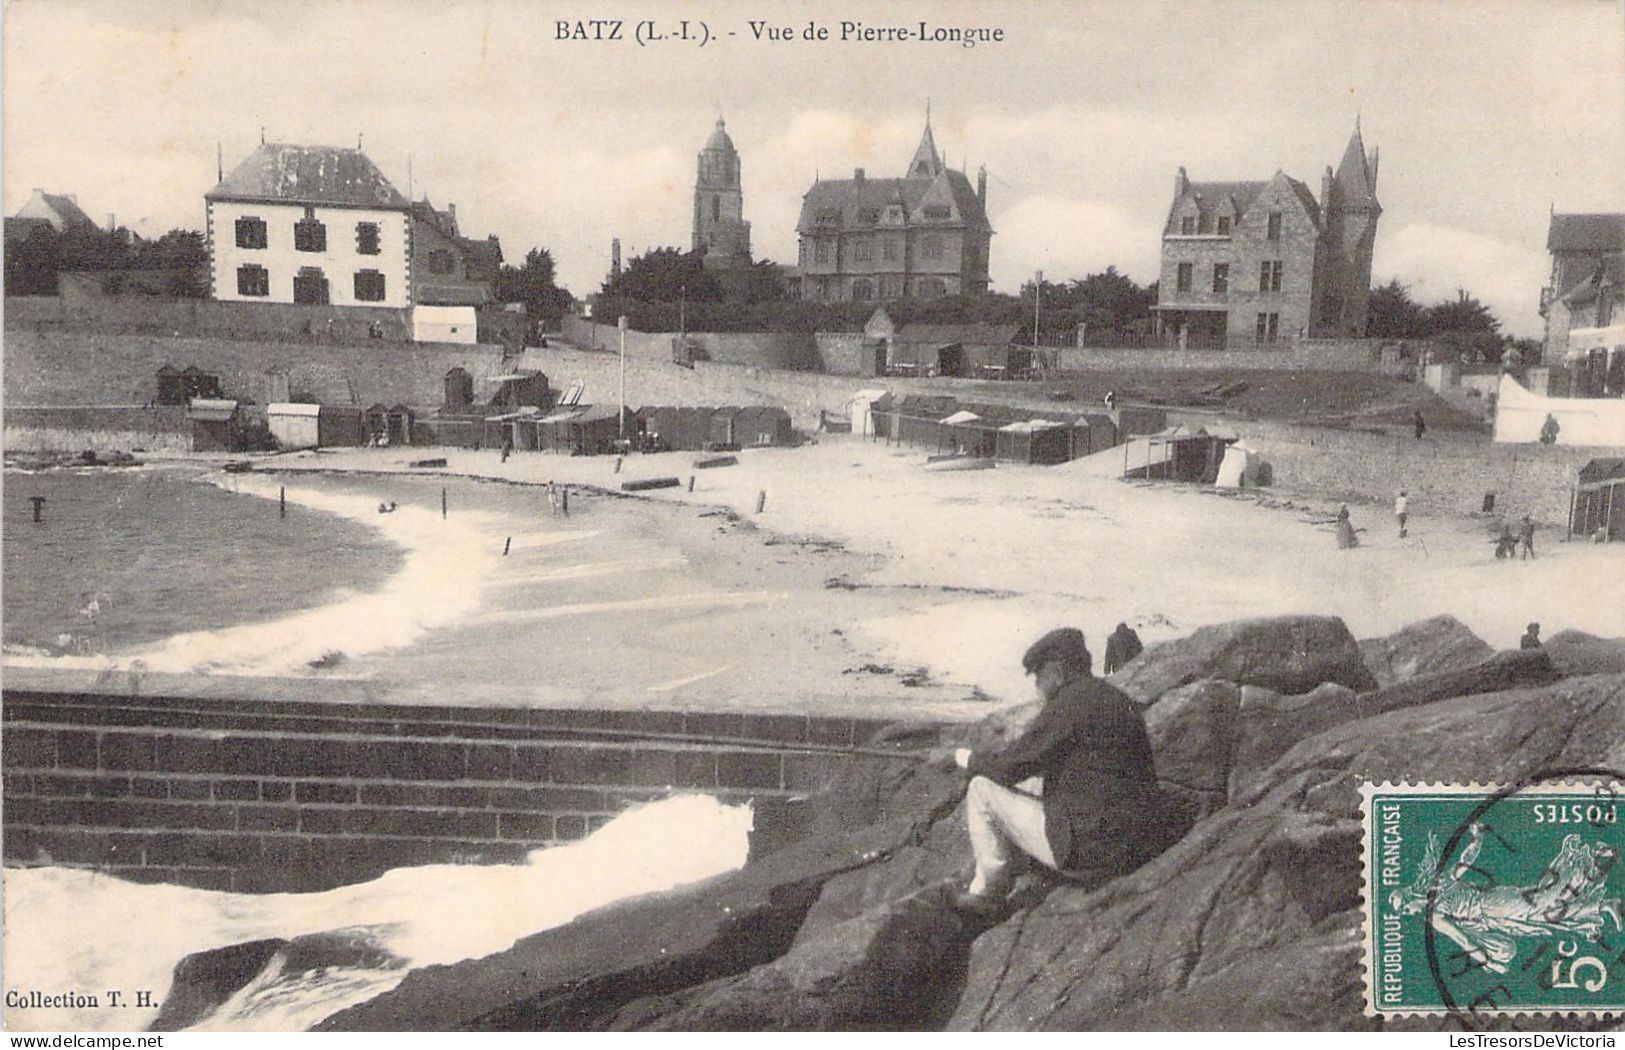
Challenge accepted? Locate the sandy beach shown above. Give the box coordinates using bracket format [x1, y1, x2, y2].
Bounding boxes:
[179, 432, 1622, 721]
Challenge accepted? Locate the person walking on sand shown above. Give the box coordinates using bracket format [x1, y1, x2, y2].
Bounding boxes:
[1519, 515, 1536, 561]
[929, 628, 1172, 916]
[1394, 490, 1410, 538]
[1520, 622, 1542, 650]
[1413, 410, 1427, 440]
[1103, 622, 1144, 675]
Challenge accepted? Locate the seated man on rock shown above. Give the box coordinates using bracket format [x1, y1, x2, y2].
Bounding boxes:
[936, 627, 1172, 916]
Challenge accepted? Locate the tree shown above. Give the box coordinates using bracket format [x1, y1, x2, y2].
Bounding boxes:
[1426, 288, 1500, 337]
[599, 247, 721, 303]
[495, 246, 574, 327]
[1366, 279, 1430, 340]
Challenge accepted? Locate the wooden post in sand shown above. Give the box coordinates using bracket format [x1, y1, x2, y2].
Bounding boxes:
[688, 475, 695, 492]
[29, 496, 45, 523]
[442, 487, 447, 519]
[503, 537, 511, 556]
[280, 486, 286, 519]
[755, 490, 767, 514]
[561, 488, 569, 516]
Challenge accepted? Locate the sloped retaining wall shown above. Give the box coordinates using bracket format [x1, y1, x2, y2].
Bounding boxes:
[1, 689, 921, 893]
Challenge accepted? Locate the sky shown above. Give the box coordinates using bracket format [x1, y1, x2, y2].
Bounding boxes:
[5, 0, 1624, 337]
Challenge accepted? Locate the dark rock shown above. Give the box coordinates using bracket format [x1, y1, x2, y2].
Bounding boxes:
[948, 673, 1625, 1031]
[1544, 631, 1625, 677]
[1364, 648, 1561, 715]
[1143, 679, 1240, 817]
[151, 938, 287, 1032]
[1358, 615, 1493, 688]
[1114, 615, 1376, 704]
[318, 780, 966, 1032]
[626, 888, 970, 1030]
[1228, 682, 1362, 799]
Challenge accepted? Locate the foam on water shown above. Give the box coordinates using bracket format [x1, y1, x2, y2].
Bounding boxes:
[5, 474, 506, 676]
[2, 793, 754, 1032]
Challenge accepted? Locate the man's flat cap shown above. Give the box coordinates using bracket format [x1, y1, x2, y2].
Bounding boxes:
[1022, 627, 1090, 673]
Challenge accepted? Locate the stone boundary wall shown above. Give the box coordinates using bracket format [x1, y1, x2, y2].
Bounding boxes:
[9, 291, 416, 343]
[1057, 338, 1402, 374]
[1172, 412, 1620, 525]
[1, 689, 915, 893]
[3, 405, 191, 453]
[560, 316, 819, 371]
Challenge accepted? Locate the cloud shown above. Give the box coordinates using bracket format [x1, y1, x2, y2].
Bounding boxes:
[992, 196, 1158, 291]
[1376, 223, 1549, 338]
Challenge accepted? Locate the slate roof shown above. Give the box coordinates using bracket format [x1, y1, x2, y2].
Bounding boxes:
[797, 169, 989, 233]
[36, 192, 97, 229]
[1335, 122, 1380, 208]
[208, 143, 408, 208]
[1560, 255, 1624, 306]
[1548, 213, 1625, 253]
[704, 117, 736, 153]
[1187, 180, 1269, 215]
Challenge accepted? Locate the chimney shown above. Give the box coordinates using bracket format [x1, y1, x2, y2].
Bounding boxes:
[447, 202, 457, 233]
[107, 213, 115, 231]
[1175, 166, 1188, 198]
[977, 164, 988, 206]
[612, 238, 622, 276]
[854, 167, 865, 180]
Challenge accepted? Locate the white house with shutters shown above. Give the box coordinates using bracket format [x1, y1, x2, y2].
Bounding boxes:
[206, 143, 414, 309]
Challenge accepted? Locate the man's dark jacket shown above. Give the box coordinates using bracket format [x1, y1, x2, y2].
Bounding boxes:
[967, 674, 1170, 884]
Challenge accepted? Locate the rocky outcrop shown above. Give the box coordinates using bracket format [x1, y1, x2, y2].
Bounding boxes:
[152, 938, 288, 1031]
[1544, 630, 1625, 677]
[1113, 615, 1376, 703]
[1357, 615, 1493, 687]
[302, 614, 1625, 1033]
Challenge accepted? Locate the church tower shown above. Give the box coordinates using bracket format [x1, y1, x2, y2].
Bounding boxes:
[1322, 118, 1382, 336]
[692, 116, 751, 259]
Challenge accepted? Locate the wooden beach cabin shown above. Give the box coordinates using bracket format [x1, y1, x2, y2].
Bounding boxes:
[1572, 458, 1625, 541]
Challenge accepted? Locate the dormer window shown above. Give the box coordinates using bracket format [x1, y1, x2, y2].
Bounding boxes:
[1217, 216, 1231, 235]
[1198, 214, 1214, 235]
[859, 208, 881, 225]
[1268, 212, 1283, 241]
[1180, 216, 1196, 235]
[923, 205, 951, 220]
[816, 208, 841, 226]
[885, 206, 904, 224]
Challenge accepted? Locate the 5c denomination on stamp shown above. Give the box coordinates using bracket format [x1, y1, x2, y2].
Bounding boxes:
[1362, 778, 1625, 1018]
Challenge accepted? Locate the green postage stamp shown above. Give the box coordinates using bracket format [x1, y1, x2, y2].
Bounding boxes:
[1362, 780, 1625, 1017]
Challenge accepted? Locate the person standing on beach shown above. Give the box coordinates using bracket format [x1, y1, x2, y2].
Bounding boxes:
[930, 628, 1171, 916]
[1394, 490, 1409, 538]
[1336, 504, 1359, 549]
[1413, 411, 1427, 440]
[1519, 515, 1536, 560]
[1103, 622, 1144, 675]
[1520, 623, 1542, 650]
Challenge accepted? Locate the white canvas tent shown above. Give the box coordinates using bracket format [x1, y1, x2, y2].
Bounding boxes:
[1215, 441, 1264, 488]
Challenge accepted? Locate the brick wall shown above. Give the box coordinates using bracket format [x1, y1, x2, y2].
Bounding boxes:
[1, 690, 916, 893]
[1171, 412, 1615, 525]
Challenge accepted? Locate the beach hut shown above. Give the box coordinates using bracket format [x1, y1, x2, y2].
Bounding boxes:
[995, 420, 1071, 465]
[444, 367, 474, 411]
[364, 402, 391, 444]
[155, 365, 186, 406]
[1572, 458, 1625, 541]
[734, 406, 793, 447]
[317, 404, 367, 448]
[563, 404, 635, 455]
[180, 366, 224, 402]
[1215, 440, 1266, 488]
[267, 403, 320, 449]
[490, 370, 551, 410]
[387, 405, 415, 446]
[848, 389, 890, 437]
[187, 399, 239, 452]
[709, 407, 745, 448]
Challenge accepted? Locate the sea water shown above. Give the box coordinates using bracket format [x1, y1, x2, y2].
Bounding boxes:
[2, 793, 754, 1032]
[2, 466, 401, 657]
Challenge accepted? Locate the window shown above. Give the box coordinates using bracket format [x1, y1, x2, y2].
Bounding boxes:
[883, 238, 899, 261]
[1217, 216, 1231, 235]
[880, 274, 903, 299]
[859, 208, 881, 225]
[355, 223, 380, 256]
[917, 277, 947, 298]
[885, 206, 904, 224]
[427, 249, 455, 275]
[1267, 212, 1282, 241]
[712, 196, 721, 222]
[234, 217, 267, 250]
[1255, 312, 1280, 344]
[1177, 262, 1193, 293]
[236, 264, 269, 297]
[924, 205, 951, 220]
[294, 218, 327, 253]
[1180, 215, 1196, 235]
[1258, 260, 1283, 292]
[1212, 264, 1229, 294]
[1198, 214, 1213, 235]
[799, 240, 810, 265]
[354, 269, 386, 302]
[814, 240, 832, 264]
[816, 208, 841, 226]
[922, 234, 943, 260]
[292, 267, 329, 305]
[854, 239, 873, 262]
[852, 278, 875, 301]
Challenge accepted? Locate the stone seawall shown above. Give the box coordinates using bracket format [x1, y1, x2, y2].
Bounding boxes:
[1, 689, 918, 894]
[3, 405, 192, 453]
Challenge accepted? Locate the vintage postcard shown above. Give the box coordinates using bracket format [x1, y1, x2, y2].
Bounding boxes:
[3, 0, 1624, 1038]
